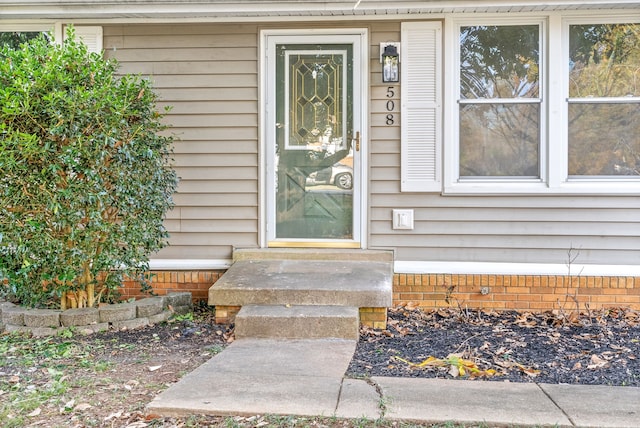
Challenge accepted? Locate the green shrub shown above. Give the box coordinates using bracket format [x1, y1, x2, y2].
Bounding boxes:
[0, 28, 178, 308]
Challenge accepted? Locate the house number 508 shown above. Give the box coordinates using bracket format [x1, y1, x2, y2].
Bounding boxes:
[386, 86, 396, 125]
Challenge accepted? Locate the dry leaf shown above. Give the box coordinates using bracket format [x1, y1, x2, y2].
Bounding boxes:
[125, 422, 148, 428]
[588, 355, 609, 369]
[61, 399, 75, 412]
[105, 410, 123, 421]
[27, 408, 41, 417]
[518, 365, 541, 377]
[448, 364, 460, 377]
[74, 403, 92, 411]
[148, 365, 162, 372]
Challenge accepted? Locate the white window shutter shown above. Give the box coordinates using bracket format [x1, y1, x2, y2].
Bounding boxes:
[400, 21, 442, 192]
[65, 26, 103, 53]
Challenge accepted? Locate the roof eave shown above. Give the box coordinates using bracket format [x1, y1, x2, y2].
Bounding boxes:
[2, 0, 640, 22]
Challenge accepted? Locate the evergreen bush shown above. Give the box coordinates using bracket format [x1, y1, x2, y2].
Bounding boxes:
[0, 28, 178, 308]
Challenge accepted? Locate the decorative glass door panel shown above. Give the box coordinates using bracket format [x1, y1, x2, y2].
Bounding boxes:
[268, 38, 360, 244]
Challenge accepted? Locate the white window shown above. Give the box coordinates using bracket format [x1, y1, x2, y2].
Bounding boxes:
[457, 23, 542, 179]
[566, 21, 640, 179]
[0, 24, 50, 49]
[434, 15, 640, 195]
[0, 25, 102, 54]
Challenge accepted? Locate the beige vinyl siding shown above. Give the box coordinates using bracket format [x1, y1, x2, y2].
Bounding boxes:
[367, 21, 640, 266]
[104, 23, 259, 260]
[99, 20, 639, 267]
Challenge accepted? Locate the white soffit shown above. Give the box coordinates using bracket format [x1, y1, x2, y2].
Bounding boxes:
[2, 1, 640, 21]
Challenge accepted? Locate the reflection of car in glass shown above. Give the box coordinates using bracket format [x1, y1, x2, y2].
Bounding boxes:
[306, 163, 353, 190]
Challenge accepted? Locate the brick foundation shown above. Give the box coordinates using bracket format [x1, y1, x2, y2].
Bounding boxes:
[359, 307, 388, 329]
[123, 270, 640, 327]
[121, 270, 225, 303]
[394, 273, 640, 312]
[214, 305, 241, 324]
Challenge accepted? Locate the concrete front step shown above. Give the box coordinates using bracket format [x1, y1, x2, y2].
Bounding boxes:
[209, 259, 392, 308]
[235, 305, 359, 340]
[232, 248, 394, 263]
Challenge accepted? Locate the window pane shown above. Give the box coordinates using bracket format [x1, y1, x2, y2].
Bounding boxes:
[569, 24, 640, 98]
[460, 25, 539, 99]
[568, 103, 640, 176]
[0, 32, 42, 50]
[460, 103, 539, 177]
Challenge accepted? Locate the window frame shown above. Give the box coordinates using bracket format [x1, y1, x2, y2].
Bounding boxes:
[443, 13, 640, 195]
[562, 16, 640, 185]
[0, 23, 55, 44]
[457, 20, 544, 182]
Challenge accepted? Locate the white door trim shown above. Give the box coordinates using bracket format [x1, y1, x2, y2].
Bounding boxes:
[259, 28, 369, 248]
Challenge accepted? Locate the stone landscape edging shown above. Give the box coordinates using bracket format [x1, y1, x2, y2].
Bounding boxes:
[0, 292, 193, 337]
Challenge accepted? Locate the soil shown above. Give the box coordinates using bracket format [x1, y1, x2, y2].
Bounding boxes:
[2, 305, 639, 427]
[1, 308, 236, 427]
[347, 305, 640, 386]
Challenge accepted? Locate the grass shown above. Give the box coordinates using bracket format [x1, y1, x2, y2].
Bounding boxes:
[0, 331, 111, 427]
[0, 309, 558, 428]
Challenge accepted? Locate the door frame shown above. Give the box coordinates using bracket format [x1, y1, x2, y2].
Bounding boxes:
[260, 28, 369, 248]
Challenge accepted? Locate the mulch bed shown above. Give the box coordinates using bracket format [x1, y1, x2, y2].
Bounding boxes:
[347, 305, 640, 386]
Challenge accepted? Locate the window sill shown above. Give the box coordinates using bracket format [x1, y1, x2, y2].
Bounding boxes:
[443, 180, 640, 196]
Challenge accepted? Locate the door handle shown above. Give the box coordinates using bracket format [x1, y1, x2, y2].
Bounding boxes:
[353, 131, 360, 151]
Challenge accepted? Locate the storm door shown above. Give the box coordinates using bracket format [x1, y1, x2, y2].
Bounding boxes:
[265, 32, 364, 247]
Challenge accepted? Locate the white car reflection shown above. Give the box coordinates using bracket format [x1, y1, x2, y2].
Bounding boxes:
[305, 163, 353, 190]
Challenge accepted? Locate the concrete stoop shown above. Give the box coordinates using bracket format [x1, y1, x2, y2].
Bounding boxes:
[208, 248, 393, 338]
[146, 249, 393, 419]
[235, 305, 359, 340]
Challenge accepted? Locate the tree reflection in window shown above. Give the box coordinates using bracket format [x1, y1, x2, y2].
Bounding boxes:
[568, 23, 640, 176]
[459, 25, 540, 178]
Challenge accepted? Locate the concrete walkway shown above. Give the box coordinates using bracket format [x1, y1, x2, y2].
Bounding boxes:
[147, 338, 640, 427]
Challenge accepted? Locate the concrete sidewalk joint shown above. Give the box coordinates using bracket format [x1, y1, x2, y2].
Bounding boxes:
[147, 338, 640, 428]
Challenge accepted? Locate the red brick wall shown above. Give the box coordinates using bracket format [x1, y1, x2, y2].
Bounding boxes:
[121, 270, 640, 312]
[394, 273, 640, 311]
[121, 270, 225, 303]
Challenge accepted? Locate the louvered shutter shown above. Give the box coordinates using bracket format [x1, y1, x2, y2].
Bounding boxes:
[66, 26, 103, 53]
[400, 21, 442, 192]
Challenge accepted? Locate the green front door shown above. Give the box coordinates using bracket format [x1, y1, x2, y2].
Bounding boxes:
[265, 33, 363, 247]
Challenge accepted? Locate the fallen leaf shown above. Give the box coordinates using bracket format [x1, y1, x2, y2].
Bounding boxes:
[515, 312, 537, 327]
[105, 410, 123, 421]
[437, 309, 451, 318]
[148, 365, 162, 372]
[125, 422, 148, 428]
[60, 399, 75, 414]
[588, 355, 610, 369]
[518, 365, 541, 377]
[448, 364, 460, 377]
[572, 362, 582, 370]
[27, 408, 41, 417]
[74, 403, 92, 411]
[405, 301, 418, 311]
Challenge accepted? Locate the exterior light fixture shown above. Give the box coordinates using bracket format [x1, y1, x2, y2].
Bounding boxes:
[381, 43, 399, 83]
